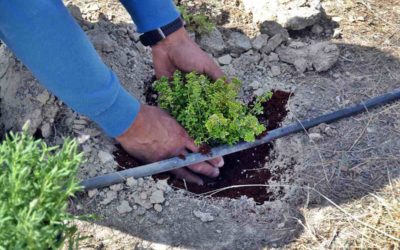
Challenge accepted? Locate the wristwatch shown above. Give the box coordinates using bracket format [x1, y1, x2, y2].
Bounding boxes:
[139, 17, 184, 47]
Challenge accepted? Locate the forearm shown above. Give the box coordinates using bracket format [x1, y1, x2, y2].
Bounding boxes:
[0, 0, 140, 137]
[120, 0, 180, 33]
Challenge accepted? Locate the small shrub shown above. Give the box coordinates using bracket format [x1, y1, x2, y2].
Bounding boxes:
[154, 71, 272, 145]
[178, 5, 214, 35]
[0, 125, 83, 249]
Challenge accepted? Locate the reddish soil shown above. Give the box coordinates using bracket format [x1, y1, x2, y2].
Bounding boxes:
[113, 90, 290, 203]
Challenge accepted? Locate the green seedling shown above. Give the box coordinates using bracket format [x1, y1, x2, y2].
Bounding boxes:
[178, 5, 214, 35]
[154, 71, 272, 145]
[0, 124, 83, 249]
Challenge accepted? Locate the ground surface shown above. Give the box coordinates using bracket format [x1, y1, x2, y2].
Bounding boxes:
[1, 0, 399, 249]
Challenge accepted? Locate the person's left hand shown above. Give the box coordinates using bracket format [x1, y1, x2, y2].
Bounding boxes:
[151, 27, 224, 80]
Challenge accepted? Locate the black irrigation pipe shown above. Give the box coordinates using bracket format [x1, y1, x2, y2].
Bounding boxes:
[81, 88, 400, 191]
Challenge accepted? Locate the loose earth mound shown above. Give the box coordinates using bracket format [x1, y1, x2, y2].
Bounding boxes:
[114, 90, 290, 203]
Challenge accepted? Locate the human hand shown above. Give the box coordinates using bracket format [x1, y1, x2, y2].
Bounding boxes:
[151, 27, 224, 80]
[116, 104, 224, 185]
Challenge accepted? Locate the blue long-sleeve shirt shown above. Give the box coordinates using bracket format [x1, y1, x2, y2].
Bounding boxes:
[0, 0, 180, 137]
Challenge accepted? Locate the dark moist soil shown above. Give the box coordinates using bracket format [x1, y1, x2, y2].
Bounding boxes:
[113, 90, 290, 203]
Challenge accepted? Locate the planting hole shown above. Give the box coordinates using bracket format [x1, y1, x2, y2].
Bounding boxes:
[114, 90, 291, 203]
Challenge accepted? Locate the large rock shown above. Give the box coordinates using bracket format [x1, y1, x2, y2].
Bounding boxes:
[227, 32, 252, 54]
[243, 0, 323, 30]
[276, 41, 340, 73]
[197, 28, 226, 56]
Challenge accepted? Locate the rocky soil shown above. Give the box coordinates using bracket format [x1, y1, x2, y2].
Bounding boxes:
[1, 0, 399, 249]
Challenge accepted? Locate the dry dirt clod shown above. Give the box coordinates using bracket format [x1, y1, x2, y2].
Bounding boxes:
[110, 184, 123, 192]
[126, 177, 138, 187]
[150, 190, 165, 204]
[252, 34, 269, 51]
[270, 65, 281, 77]
[117, 200, 132, 214]
[218, 54, 232, 65]
[98, 150, 114, 164]
[262, 33, 288, 54]
[100, 190, 117, 205]
[88, 188, 99, 198]
[154, 204, 163, 213]
[193, 210, 215, 222]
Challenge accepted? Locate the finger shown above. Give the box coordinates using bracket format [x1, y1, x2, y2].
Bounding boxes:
[185, 139, 224, 168]
[171, 168, 204, 185]
[188, 161, 220, 178]
[208, 157, 224, 168]
[203, 56, 225, 81]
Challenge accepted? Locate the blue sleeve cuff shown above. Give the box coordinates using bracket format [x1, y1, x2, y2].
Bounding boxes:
[120, 0, 180, 33]
[91, 82, 141, 138]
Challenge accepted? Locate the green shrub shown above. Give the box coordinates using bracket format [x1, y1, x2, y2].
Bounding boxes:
[0, 125, 83, 249]
[178, 5, 214, 35]
[154, 71, 272, 145]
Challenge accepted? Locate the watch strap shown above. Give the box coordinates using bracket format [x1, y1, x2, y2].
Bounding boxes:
[139, 17, 184, 47]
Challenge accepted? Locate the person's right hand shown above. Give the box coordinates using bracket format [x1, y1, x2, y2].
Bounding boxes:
[116, 104, 224, 185]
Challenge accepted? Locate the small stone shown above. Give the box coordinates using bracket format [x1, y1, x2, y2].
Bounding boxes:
[268, 52, 280, 62]
[137, 178, 144, 186]
[117, 200, 132, 214]
[340, 165, 349, 172]
[41, 123, 52, 138]
[88, 189, 98, 198]
[118, 52, 128, 66]
[36, 91, 50, 104]
[254, 88, 265, 97]
[150, 190, 165, 204]
[156, 179, 170, 192]
[133, 192, 153, 209]
[74, 119, 88, 125]
[110, 184, 123, 192]
[77, 134, 90, 144]
[126, 177, 138, 187]
[91, 33, 117, 53]
[333, 28, 342, 38]
[193, 210, 214, 222]
[98, 150, 114, 164]
[251, 34, 269, 51]
[289, 41, 308, 49]
[140, 192, 148, 200]
[154, 204, 163, 212]
[277, 223, 285, 228]
[137, 207, 147, 215]
[216, 230, 222, 234]
[270, 65, 281, 77]
[263, 33, 287, 54]
[249, 81, 261, 90]
[72, 124, 85, 130]
[309, 133, 323, 142]
[218, 54, 232, 65]
[100, 190, 117, 205]
[311, 24, 324, 35]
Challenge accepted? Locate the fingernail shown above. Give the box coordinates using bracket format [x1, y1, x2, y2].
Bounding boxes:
[213, 168, 220, 177]
[217, 158, 224, 167]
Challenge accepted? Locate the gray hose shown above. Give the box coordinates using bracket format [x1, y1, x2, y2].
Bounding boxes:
[81, 88, 400, 190]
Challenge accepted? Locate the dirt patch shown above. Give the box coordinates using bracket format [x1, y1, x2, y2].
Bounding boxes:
[113, 90, 290, 203]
